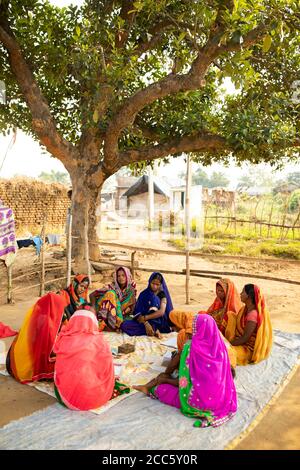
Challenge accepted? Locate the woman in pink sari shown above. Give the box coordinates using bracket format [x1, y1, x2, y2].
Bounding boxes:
[53, 306, 115, 410]
[134, 314, 237, 427]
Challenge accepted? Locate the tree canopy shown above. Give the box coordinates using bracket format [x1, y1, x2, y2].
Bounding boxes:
[0, 0, 299, 174]
[0, 0, 299, 262]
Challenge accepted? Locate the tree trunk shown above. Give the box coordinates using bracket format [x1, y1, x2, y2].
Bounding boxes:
[71, 175, 103, 273]
[88, 190, 101, 262]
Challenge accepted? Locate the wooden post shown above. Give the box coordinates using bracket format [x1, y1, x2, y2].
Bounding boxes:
[148, 165, 154, 229]
[185, 155, 192, 305]
[67, 210, 72, 286]
[131, 250, 136, 279]
[267, 201, 274, 238]
[7, 264, 13, 304]
[39, 214, 46, 297]
[260, 199, 266, 237]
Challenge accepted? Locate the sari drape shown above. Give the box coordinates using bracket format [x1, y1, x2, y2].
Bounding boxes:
[224, 285, 273, 365]
[53, 310, 115, 410]
[199, 278, 242, 333]
[153, 314, 237, 427]
[121, 272, 173, 336]
[6, 275, 89, 383]
[91, 267, 136, 331]
[169, 310, 237, 368]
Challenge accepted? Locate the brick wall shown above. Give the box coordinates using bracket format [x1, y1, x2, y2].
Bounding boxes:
[0, 178, 70, 229]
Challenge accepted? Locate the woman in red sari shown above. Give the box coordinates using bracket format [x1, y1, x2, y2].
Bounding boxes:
[6, 274, 89, 384]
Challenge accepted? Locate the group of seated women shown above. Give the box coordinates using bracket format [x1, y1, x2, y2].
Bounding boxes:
[6, 268, 273, 426]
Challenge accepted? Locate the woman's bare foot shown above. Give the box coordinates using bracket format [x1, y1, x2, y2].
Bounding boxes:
[133, 384, 150, 395]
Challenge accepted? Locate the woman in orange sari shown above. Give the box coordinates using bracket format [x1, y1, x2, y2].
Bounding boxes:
[199, 278, 242, 334]
[169, 310, 237, 368]
[6, 274, 89, 384]
[224, 284, 273, 365]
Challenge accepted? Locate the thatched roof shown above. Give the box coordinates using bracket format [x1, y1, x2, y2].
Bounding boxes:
[122, 175, 168, 198]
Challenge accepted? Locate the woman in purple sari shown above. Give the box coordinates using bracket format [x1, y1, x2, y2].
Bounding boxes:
[134, 314, 237, 427]
[120, 272, 173, 337]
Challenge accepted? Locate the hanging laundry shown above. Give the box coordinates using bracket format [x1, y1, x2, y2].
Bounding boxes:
[0, 202, 17, 267]
[47, 234, 61, 245]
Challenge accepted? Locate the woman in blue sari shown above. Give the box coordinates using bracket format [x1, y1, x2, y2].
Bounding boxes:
[120, 272, 173, 337]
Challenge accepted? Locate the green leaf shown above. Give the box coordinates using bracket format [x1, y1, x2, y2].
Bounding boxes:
[262, 35, 272, 53]
[133, 1, 143, 11]
[76, 25, 80, 36]
[178, 32, 186, 43]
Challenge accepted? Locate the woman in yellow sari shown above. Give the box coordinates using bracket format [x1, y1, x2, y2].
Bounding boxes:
[169, 310, 237, 368]
[224, 284, 273, 365]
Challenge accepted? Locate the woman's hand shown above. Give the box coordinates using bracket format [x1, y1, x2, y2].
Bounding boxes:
[145, 321, 154, 336]
[137, 315, 146, 324]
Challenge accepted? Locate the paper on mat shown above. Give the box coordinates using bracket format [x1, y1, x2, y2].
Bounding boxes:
[160, 336, 177, 349]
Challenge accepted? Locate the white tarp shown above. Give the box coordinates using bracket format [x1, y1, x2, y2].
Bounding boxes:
[0, 330, 299, 450]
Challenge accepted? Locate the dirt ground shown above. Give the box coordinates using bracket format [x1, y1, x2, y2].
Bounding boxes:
[0, 245, 300, 449]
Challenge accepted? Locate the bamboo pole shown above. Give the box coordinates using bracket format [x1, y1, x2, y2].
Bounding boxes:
[233, 201, 237, 235]
[148, 165, 154, 229]
[267, 201, 274, 238]
[131, 250, 136, 279]
[185, 155, 192, 304]
[91, 259, 300, 286]
[292, 207, 300, 240]
[7, 264, 13, 303]
[39, 214, 46, 297]
[93, 240, 300, 264]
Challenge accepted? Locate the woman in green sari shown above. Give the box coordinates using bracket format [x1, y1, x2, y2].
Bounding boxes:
[90, 266, 136, 331]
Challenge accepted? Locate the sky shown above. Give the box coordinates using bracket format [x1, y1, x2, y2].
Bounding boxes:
[0, 0, 299, 188]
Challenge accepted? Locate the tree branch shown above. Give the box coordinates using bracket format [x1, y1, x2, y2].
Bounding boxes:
[0, 22, 79, 170]
[115, 1, 136, 50]
[118, 132, 230, 170]
[218, 24, 268, 55]
[103, 5, 240, 172]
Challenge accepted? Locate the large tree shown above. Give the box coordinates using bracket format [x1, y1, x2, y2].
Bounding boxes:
[0, 0, 299, 268]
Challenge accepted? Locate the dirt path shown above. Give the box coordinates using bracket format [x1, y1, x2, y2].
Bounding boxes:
[0, 247, 300, 449]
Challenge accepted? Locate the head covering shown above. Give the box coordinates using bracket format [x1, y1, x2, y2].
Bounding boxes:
[169, 310, 194, 332]
[202, 278, 242, 332]
[183, 314, 237, 426]
[111, 266, 136, 301]
[91, 266, 136, 305]
[249, 285, 273, 363]
[207, 278, 242, 316]
[134, 272, 173, 317]
[53, 309, 115, 411]
[169, 310, 195, 352]
[65, 274, 89, 304]
[113, 266, 133, 290]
